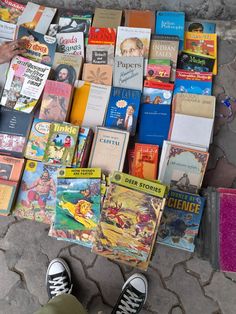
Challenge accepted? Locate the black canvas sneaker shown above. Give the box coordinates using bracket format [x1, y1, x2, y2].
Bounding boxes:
[46, 258, 73, 299]
[111, 273, 148, 314]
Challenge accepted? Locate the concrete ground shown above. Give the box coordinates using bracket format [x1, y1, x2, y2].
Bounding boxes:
[0, 21, 236, 314]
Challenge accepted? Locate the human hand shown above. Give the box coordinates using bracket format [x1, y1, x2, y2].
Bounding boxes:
[0, 39, 27, 65]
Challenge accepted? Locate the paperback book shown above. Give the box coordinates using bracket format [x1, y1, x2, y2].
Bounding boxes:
[0, 0, 25, 24]
[56, 32, 84, 57]
[0, 154, 25, 181]
[0, 20, 16, 40]
[86, 44, 114, 65]
[146, 63, 171, 83]
[82, 63, 113, 86]
[74, 127, 94, 168]
[185, 21, 216, 33]
[92, 8, 122, 28]
[88, 27, 116, 45]
[124, 9, 155, 33]
[0, 179, 17, 216]
[177, 51, 215, 73]
[141, 81, 174, 105]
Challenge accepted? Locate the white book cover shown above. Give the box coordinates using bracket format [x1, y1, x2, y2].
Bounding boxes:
[56, 32, 84, 57]
[0, 20, 16, 40]
[17, 2, 57, 34]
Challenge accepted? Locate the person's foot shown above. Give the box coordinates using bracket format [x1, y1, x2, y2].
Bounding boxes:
[112, 273, 148, 314]
[46, 258, 73, 299]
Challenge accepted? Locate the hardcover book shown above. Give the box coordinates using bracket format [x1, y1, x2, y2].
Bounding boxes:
[92, 171, 167, 270]
[70, 80, 111, 129]
[124, 9, 155, 33]
[0, 105, 33, 158]
[82, 63, 113, 86]
[43, 122, 79, 167]
[1, 56, 50, 113]
[24, 118, 51, 161]
[56, 32, 84, 57]
[113, 56, 144, 91]
[39, 80, 73, 122]
[17, 26, 57, 66]
[0, 154, 25, 181]
[14, 160, 58, 224]
[185, 21, 216, 33]
[0, 0, 25, 24]
[146, 63, 171, 83]
[17, 2, 57, 34]
[157, 189, 205, 252]
[88, 27, 116, 45]
[88, 127, 129, 175]
[0, 179, 17, 216]
[92, 8, 122, 28]
[104, 87, 141, 136]
[177, 51, 215, 73]
[86, 44, 114, 65]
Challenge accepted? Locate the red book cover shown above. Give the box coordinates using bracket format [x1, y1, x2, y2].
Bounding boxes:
[144, 80, 174, 91]
[146, 64, 171, 83]
[88, 27, 116, 45]
[176, 69, 213, 82]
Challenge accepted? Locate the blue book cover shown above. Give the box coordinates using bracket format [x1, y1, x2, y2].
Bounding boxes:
[104, 87, 141, 136]
[155, 11, 185, 50]
[138, 103, 171, 147]
[185, 21, 216, 34]
[157, 189, 205, 252]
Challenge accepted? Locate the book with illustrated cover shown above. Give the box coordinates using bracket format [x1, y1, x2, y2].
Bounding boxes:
[0, 38, 9, 97]
[92, 8, 122, 28]
[56, 32, 84, 57]
[24, 118, 51, 161]
[82, 63, 113, 86]
[43, 122, 79, 167]
[88, 127, 129, 176]
[86, 44, 114, 65]
[47, 24, 59, 37]
[1, 56, 50, 113]
[157, 189, 205, 252]
[17, 26, 57, 66]
[177, 50, 215, 73]
[73, 127, 94, 168]
[0, 0, 25, 24]
[14, 160, 58, 224]
[0, 154, 24, 181]
[124, 9, 155, 33]
[92, 171, 167, 270]
[0, 179, 17, 216]
[53, 167, 101, 248]
[88, 27, 116, 45]
[17, 2, 57, 34]
[113, 56, 144, 91]
[39, 80, 73, 122]
[141, 81, 174, 105]
[104, 87, 141, 136]
[185, 21, 216, 33]
[146, 63, 171, 83]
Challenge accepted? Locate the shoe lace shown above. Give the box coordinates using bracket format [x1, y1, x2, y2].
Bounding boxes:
[116, 289, 143, 314]
[49, 275, 71, 297]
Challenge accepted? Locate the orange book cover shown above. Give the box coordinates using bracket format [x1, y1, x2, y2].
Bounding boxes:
[124, 10, 155, 33]
[0, 155, 25, 181]
[82, 64, 113, 86]
[131, 143, 159, 180]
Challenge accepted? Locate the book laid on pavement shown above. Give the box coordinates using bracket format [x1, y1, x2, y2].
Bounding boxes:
[0, 154, 25, 181]
[0, 179, 17, 216]
[88, 27, 116, 45]
[124, 9, 155, 33]
[185, 20, 216, 33]
[177, 50, 215, 73]
[86, 44, 114, 65]
[56, 32, 84, 57]
[82, 63, 113, 86]
[92, 8, 122, 28]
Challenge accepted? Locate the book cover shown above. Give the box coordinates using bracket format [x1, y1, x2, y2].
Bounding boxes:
[86, 44, 114, 65]
[124, 9, 155, 33]
[141, 81, 174, 105]
[56, 32, 84, 57]
[0, 0, 25, 24]
[185, 21, 216, 33]
[177, 51, 215, 72]
[92, 8, 122, 28]
[82, 63, 113, 86]
[70, 80, 111, 129]
[39, 80, 73, 122]
[1, 56, 50, 113]
[0, 38, 9, 97]
[104, 87, 141, 136]
[174, 70, 212, 95]
[149, 59, 171, 66]
[146, 63, 171, 83]
[0, 105, 33, 158]
[88, 27, 116, 45]
[88, 127, 129, 176]
[17, 26, 57, 66]
[0, 179, 17, 216]
[155, 11, 185, 49]
[14, 160, 58, 224]
[43, 122, 79, 167]
[158, 141, 209, 193]
[0, 154, 24, 181]
[52, 52, 83, 85]
[17, 2, 57, 34]
[0, 20, 16, 40]
[47, 24, 59, 37]
[92, 171, 167, 270]
[113, 56, 144, 91]
[24, 118, 51, 161]
[74, 127, 94, 167]
[131, 143, 159, 180]
[157, 189, 205, 252]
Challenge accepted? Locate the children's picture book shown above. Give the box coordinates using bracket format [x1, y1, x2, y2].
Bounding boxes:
[124, 9, 155, 33]
[157, 189, 205, 252]
[43, 122, 79, 167]
[158, 141, 209, 194]
[0, 155, 25, 181]
[185, 21, 216, 33]
[17, 26, 57, 66]
[92, 171, 167, 270]
[86, 44, 114, 65]
[0, 0, 25, 24]
[177, 51, 215, 73]
[17, 2, 57, 34]
[141, 81, 174, 105]
[104, 87, 141, 136]
[146, 63, 171, 83]
[56, 32, 84, 57]
[88, 27, 116, 45]
[1, 56, 50, 113]
[74, 127, 94, 168]
[14, 160, 58, 224]
[88, 127, 129, 175]
[113, 56, 144, 91]
[70, 80, 111, 129]
[92, 8, 122, 28]
[39, 80, 73, 122]
[82, 63, 113, 86]
[52, 52, 83, 86]
[0, 179, 17, 216]
[174, 70, 212, 95]
[131, 143, 159, 180]
[0, 105, 33, 158]
[24, 118, 51, 161]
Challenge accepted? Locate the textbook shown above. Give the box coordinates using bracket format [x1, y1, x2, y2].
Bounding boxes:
[82, 63, 113, 86]
[0, 155, 24, 181]
[92, 8, 122, 28]
[86, 44, 114, 65]
[0, 179, 17, 216]
[92, 171, 167, 270]
[88, 27, 116, 45]
[56, 32, 84, 57]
